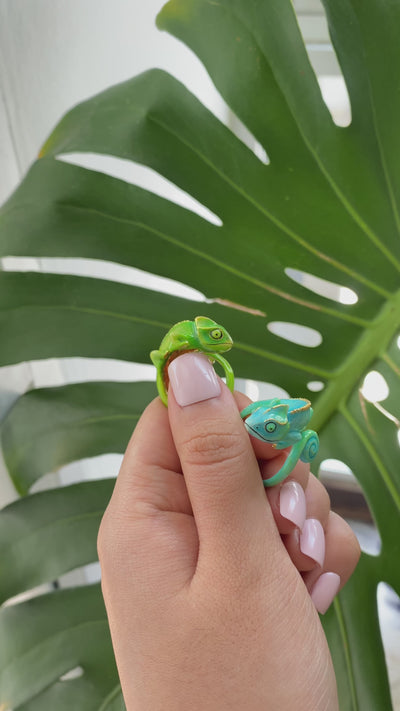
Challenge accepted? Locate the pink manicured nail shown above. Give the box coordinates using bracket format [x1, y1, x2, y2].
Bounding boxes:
[168, 352, 221, 407]
[279, 481, 306, 529]
[300, 518, 325, 567]
[310, 572, 341, 614]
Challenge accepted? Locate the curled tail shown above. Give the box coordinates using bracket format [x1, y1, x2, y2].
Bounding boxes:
[262, 429, 319, 487]
[299, 430, 319, 463]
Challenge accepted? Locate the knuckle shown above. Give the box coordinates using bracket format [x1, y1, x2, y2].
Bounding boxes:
[180, 425, 246, 470]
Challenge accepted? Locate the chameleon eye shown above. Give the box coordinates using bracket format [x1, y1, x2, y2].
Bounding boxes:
[265, 421, 277, 433]
[210, 328, 223, 340]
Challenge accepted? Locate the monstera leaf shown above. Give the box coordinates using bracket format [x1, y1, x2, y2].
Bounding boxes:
[1, 0, 400, 709]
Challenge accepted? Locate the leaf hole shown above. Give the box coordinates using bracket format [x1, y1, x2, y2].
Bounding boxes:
[267, 321, 322, 347]
[56, 454, 124, 487]
[243, 379, 289, 402]
[56, 562, 102, 588]
[58, 153, 223, 226]
[2, 256, 206, 303]
[319, 458, 381, 555]
[318, 76, 352, 127]
[60, 666, 84, 681]
[226, 111, 269, 165]
[377, 582, 400, 697]
[285, 268, 358, 305]
[361, 371, 389, 403]
[307, 380, 324, 392]
[294, 2, 352, 126]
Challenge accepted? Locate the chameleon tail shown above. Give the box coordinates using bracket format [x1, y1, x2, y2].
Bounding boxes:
[300, 431, 319, 463]
[262, 430, 319, 487]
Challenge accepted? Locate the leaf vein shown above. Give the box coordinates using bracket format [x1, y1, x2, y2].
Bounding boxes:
[333, 596, 359, 711]
[53, 200, 374, 326]
[209, 4, 400, 273]
[147, 114, 391, 296]
[340, 404, 400, 513]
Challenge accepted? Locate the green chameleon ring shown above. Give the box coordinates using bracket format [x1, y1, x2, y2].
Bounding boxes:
[240, 398, 319, 487]
[150, 316, 234, 406]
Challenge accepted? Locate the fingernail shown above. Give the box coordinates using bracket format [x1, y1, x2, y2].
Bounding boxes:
[300, 518, 325, 567]
[310, 572, 341, 614]
[279, 481, 306, 529]
[168, 352, 221, 407]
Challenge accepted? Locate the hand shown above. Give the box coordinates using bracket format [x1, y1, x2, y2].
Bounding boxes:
[98, 352, 360, 711]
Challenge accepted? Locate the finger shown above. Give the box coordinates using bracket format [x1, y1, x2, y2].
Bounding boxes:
[303, 512, 361, 603]
[98, 397, 196, 597]
[167, 352, 280, 568]
[235, 391, 315, 534]
[303, 473, 331, 525]
[281, 475, 331, 569]
[260, 458, 310, 534]
[110, 397, 192, 517]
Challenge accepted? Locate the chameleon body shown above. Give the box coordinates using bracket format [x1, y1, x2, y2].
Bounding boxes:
[150, 316, 234, 405]
[240, 398, 319, 487]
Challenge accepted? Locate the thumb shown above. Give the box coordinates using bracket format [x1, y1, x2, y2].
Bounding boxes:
[168, 352, 280, 569]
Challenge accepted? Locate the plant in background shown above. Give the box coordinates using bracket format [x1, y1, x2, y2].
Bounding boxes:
[0, 0, 399, 709]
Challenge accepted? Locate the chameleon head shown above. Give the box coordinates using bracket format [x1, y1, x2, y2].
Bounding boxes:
[195, 316, 233, 353]
[244, 404, 291, 443]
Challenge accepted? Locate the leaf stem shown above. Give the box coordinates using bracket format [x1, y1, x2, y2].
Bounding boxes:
[234, 340, 332, 378]
[312, 290, 400, 430]
[149, 115, 392, 298]
[56, 202, 373, 326]
[333, 596, 359, 711]
[210, 4, 400, 274]
[345, 4, 400, 239]
[98, 684, 122, 711]
[340, 404, 400, 513]
[382, 352, 400, 377]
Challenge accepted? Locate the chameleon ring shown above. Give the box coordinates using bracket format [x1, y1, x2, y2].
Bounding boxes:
[150, 316, 234, 405]
[240, 398, 319, 487]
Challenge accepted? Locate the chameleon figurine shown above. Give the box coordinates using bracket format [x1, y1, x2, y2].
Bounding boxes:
[240, 398, 319, 487]
[150, 316, 234, 405]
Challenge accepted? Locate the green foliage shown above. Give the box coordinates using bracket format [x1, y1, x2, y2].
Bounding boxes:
[0, 0, 399, 708]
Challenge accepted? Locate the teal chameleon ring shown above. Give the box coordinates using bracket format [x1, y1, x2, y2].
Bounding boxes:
[240, 398, 319, 487]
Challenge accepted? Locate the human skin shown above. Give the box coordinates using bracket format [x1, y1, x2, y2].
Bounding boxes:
[98, 352, 360, 711]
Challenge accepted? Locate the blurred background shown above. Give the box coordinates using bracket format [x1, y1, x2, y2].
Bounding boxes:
[0, 0, 398, 705]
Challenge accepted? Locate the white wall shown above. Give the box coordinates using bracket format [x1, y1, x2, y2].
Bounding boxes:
[0, 0, 229, 188]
